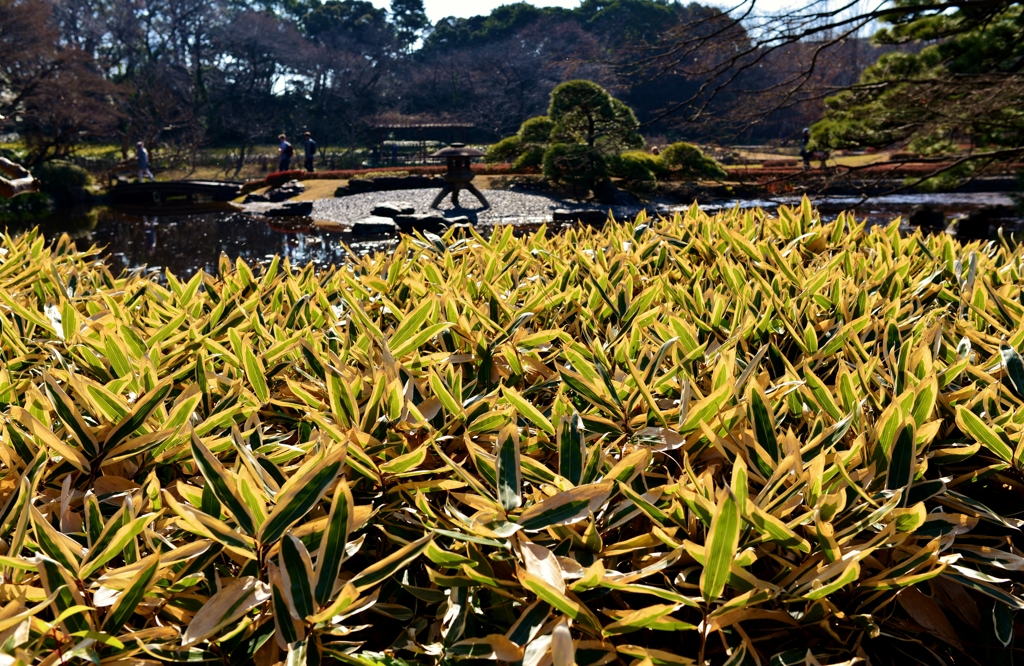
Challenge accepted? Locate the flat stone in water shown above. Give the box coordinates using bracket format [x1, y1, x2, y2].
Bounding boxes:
[264, 201, 313, 217]
[553, 208, 610, 226]
[395, 213, 448, 233]
[371, 201, 416, 218]
[351, 216, 400, 236]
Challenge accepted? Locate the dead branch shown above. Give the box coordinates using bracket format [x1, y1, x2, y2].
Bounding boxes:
[0, 158, 39, 198]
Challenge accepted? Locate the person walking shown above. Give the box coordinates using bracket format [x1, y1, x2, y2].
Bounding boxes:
[278, 134, 294, 172]
[800, 128, 811, 170]
[137, 141, 155, 182]
[303, 131, 317, 172]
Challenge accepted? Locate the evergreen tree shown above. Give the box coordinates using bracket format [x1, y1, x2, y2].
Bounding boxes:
[390, 0, 429, 52]
[813, 1, 1023, 169]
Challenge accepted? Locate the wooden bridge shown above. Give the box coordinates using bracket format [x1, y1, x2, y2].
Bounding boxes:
[107, 180, 242, 207]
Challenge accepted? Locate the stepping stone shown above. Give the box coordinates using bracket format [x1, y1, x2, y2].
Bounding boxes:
[314, 219, 345, 232]
[266, 180, 305, 202]
[908, 204, 944, 230]
[553, 208, 609, 226]
[263, 201, 313, 217]
[371, 201, 416, 218]
[394, 213, 449, 234]
[351, 216, 399, 236]
[444, 215, 473, 225]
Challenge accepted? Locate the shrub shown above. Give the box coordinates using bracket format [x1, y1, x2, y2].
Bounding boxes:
[486, 135, 523, 164]
[608, 151, 659, 192]
[265, 169, 306, 187]
[2, 207, 1023, 665]
[350, 169, 411, 180]
[512, 144, 545, 170]
[542, 142, 608, 191]
[659, 141, 728, 179]
[34, 160, 92, 203]
[519, 115, 555, 144]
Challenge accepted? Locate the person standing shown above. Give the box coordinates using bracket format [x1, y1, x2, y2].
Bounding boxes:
[278, 134, 293, 172]
[137, 141, 155, 182]
[303, 132, 317, 172]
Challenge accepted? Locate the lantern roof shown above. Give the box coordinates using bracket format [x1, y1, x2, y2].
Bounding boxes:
[429, 143, 485, 158]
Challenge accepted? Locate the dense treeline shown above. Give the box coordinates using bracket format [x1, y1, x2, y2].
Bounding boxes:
[0, 0, 889, 168]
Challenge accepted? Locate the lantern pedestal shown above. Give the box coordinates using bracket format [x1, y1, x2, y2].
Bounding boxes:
[429, 144, 489, 210]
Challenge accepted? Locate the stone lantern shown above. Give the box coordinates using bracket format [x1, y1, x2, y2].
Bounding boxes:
[429, 143, 489, 210]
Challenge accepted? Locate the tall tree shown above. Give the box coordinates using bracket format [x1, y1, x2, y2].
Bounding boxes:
[206, 10, 303, 174]
[0, 0, 121, 164]
[390, 0, 429, 52]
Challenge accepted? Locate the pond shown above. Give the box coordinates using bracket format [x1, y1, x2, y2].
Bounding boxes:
[4, 205, 367, 278]
[3, 190, 1019, 278]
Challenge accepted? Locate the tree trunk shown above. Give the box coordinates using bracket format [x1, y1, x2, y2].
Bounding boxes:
[234, 142, 248, 178]
[0, 158, 39, 198]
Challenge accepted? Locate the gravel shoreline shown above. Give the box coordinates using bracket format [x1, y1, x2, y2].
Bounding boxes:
[309, 188, 642, 228]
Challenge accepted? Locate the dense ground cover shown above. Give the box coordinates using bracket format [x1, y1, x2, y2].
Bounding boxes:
[0, 204, 1023, 665]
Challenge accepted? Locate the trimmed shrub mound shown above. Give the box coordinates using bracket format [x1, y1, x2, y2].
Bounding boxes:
[542, 143, 608, 192]
[485, 136, 524, 164]
[659, 142, 728, 179]
[608, 151, 663, 192]
[1, 204, 1023, 665]
[34, 160, 93, 203]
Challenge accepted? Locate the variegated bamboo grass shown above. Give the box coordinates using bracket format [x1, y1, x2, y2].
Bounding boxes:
[0, 200, 1022, 665]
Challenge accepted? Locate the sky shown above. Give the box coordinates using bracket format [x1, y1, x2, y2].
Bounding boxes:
[367, 0, 801, 24]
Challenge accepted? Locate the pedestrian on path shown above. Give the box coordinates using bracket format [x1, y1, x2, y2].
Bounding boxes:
[137, 142, 155, 182]
[303, 132, 317, 172]
[800, 128, 811, 170]
[278, 134, 294, 172]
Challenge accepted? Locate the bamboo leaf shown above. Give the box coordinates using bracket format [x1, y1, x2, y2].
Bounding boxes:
[519, 482, 614, 531]
[280, 534, 316, 620]
[102, 554, 159, 633]
[242, 340, 270, 403]
[190, 428, 256, 536]
[700, 488, 741, 602]
[956, 406, 1014, 464]
[102, 379, 172, 453]
[503, 386, 555, 435]
[1000, 344, 1024, 397]
[556, 410, 586, 485]
[494, 422, 522, 511]
[314, 479, 354, 607]
[350, 534, 431, 592]
[260, 448, 345, 544]
[182, 577, 272, 646]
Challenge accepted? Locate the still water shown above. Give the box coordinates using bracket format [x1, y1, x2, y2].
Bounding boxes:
[4, 191, 1020, 279]
[6, 206, 363, 278]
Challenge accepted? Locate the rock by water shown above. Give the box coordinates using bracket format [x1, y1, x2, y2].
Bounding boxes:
[351, 216, 400, 236]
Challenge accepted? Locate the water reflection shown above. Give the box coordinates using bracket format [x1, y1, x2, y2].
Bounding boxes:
[2, 191, 1019, 278]
[4, 206, 363, 278]
[695, 192, 1019, 226]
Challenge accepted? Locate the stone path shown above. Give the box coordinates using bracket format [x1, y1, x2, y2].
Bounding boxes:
[311, 188, 640, 229]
